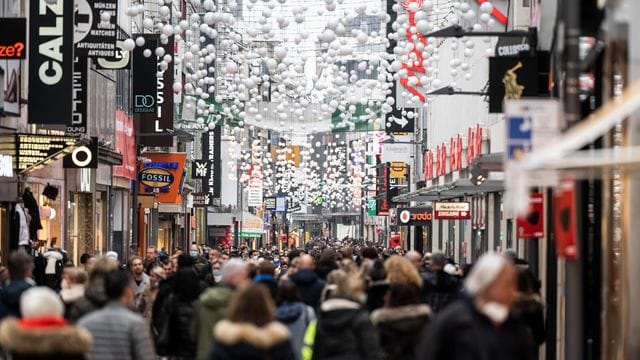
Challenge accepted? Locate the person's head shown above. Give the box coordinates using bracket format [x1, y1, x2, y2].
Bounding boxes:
[228, 284, 275, 327]
[323, 269, 364, 302]
[20, 287, 64, 319]
[503, 249, 518, 263]
[361, 247, 379, 260]
[161, 258, 172, 275]
[149, 266, 166, 286]
[384, 255, 422, 288]
[430, 251, 447, 271]
[7, 250, 33, 281]
[297, 254, 315, 271]
[209, 248, 220, 262]
[189, 244, 199, 258]
[177, 254, 195, 270]
[423, 252, 432, 267]
[385, 283, 422, 307]
[221, 252, 230, 262]
[221, 258, 250, 288]
[80, 253, 91, 266]
[464, 252, 517, 323]
[88, 256, 120, 282]
[146, 247, 157, 261]
[129, 256, 144, 276]
[287, 249, 302, 262]
[104, 268, 135, 305]
[62, 267, 87, 289]
[275, 280, 302, 306]
[404, 250, 423, 272]
[105, 251, 118, 261]
[258, 261, 275, 277]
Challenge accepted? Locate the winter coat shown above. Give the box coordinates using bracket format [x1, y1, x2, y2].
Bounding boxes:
[312, 297, 382, 360]
[275, 302, 316, 360]
[0, 317, 92, 360]
[0, 280, 33, 320]
[66, 278, 109, 323]
[254, 274, 278, 300]
[511, 292, 545, 346]
[210, 320, 295, 360]
[365, 280, 389, 313]
[371, 304, 431, 360]
[60, 284, 86, 318]
[290, 270, 325, 310]
[421, 270, 460, 313]
[22, 189, 42, 241]
[417, 297, 535, 360]
[155, 293, 199, 357]
[192, 285, 234, 360]
[315, 261, 338, 281]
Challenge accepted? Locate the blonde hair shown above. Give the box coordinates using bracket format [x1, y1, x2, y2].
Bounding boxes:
[150, 266, 166, 280]
[385, 255, 422, 288]
[321, 269, 364, 302]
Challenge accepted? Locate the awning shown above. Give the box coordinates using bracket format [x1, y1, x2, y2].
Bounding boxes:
[158, 203, 185, 213]
[393, 179, 504, 203]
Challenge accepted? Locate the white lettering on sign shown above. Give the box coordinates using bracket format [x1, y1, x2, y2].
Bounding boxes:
[38, 0, 64, 85]
[0, 155, 13, 177]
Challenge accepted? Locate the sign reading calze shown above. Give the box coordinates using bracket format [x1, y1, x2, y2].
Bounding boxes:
[73, 0, 117, 58]
[28, 0, 75, 124]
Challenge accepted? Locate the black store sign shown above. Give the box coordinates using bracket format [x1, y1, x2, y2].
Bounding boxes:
[192, 160, 210, 179]
[74, 0, 118, 58]
[201, 128, 221, 202]
[264, 197, 276, 210]
[63, 137, 98, 169]
[489, 56, 538, 113]
[132, 37, 158, 114]
[395, 207, 433, 226]
[139, 35, 174, 147]
[192, 193, 210, 207]
[0, 18, 27, 59]
[385, 107, 416, 134]
[28, 0, 74, 124]
[14, 134, 77, 170]
[67, 57, 88, 135]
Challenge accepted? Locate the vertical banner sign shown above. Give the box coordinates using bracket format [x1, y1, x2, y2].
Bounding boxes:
[29, 0, 75, 124]
[74, 0, 117, 58]
[0, 18, 27, 59]
[554, 178, 578, 259]
[201, 128, 221, 204]
[132, 37, 157, 114]
[140, 35, 174, 146]
[517, 192, 544, 238]
[67, 57, 88, 135]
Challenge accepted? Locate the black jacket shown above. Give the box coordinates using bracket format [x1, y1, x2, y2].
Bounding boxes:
[290, 270, 325, 309]
[66, 279, 109, 323]
[417, 297, 535, 360]
[0, 280, 33, 320]
[210, 320, 295, 360]
[22, 189, 42, 241]
[312, 297, 382, 360]
[371, 304, 431, 360]
[421, 270, 460, 313]
[511, 293, 545, 346]
[365, 280, 389, 313]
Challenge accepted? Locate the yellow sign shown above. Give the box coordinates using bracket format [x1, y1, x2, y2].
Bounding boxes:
[389, 162, 407, 179]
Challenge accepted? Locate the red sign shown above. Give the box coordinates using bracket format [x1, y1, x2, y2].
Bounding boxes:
[423, 150, 433, 180]
[450, 135, 463, 172]
[433, 202, 471, 220]
[517, 193, 544, 238]
[398, 0, 427, 103]
[467, 124, 483, 166]
[435, 143, 447, 177]
[113, 110, 136, 180]
[554, 178, 578, 259]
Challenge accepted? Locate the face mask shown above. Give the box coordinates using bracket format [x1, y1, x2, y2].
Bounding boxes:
[273, 259, 281, 267]
[479, 302, 509, 324]
[61, 278, 69, 290]
[213, 270, 222, 282]
[190, 251, 198, 257]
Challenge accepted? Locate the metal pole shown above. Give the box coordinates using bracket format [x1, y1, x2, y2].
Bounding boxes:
[360, 185, 365, 242]
[132, 128, 140, 252]
[564, 0, 583, 357]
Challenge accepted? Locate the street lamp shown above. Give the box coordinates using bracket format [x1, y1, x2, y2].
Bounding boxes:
[426, 86, 489, 96]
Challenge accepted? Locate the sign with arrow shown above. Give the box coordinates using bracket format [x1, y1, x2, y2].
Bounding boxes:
[385, 107, 416, 134]
[433, 201, 471, 220]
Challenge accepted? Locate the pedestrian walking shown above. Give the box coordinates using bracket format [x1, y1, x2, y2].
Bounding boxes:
[60, 266, 88, 316]
[129, 256, 149, 309]
[421, 251, 460, 313]
[136, 265, 165, 322]
[275, 281, 316, 360]
[67, 256, 119, 323]
[290, 255, 325, 310]
[0, 250, 34, 320]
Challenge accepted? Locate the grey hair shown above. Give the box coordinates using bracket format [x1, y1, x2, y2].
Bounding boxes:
[431, 251, 447, 267]
[221, 258, 247, 282]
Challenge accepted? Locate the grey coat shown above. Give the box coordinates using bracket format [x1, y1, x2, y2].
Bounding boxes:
[78, 301, 155, 360]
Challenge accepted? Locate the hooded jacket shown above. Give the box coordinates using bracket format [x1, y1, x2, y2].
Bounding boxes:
[66, 278, 109, 323]
[0, 317, 92, 360]
[422, 270, 460, 313]
[210, 320, 295, 360]
[290, 270, 325, 310]
[275, 301, 316, 360]
[193, 285, 234, 360]
[0, 280, 33, 320]
[371, 304, 432, 360]
[312, 297, 382, 360]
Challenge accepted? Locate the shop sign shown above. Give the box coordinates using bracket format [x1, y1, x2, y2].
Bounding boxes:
[389, 162, 407, 179]
[264, 196, 276, 210]
[192, 193, 210, 207]
[434, 201, 471, 220]
[113, 110, 135, 179]
[28, 0, 74, 124]
[449, 135, 463, 172]
[192, 160, 210, 179]
[139, 168, 174, 188]
[0, 18, 26, 59]
[385, 107, 416, 134]
[1, 60, 20, 116]
[554, 178, 578, 259]
[132, 36, 158, 114]
[13, 134, 77, 170]
[376, 159, 389, 215]
[495, 36, 531, 58]
[73, 0, 117, 58]
[396, 207, 433, 226]
[435, 143, 447, 177]
[489, 56, 538, 113]
[139, 35, 174, 146]
[67, 57, 88, 135]
[517, 192, 544, 238]
[0, 154, 13, 177]
[467, 124, 483, 166]
[63, 137, 98, 168]
[423, 150, 433, 180]
[201, 128, 221, 200]
[276, 196, 287, 212]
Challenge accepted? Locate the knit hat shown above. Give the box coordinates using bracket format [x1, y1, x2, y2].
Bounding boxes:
[463, 252, 508, 297]
[20, 287, 64, 318]
[105, 251, 118, 260]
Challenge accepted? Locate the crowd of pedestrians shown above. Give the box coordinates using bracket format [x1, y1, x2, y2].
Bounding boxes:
[0, 241, 544, 359]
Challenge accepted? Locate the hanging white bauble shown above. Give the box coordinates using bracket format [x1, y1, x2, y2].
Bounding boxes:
[123, 38, 136, 51]
[480, 2, 494, 13]
[464, 48, 473, 57]
[159, 6, 170, 17]
[465, 73, 472, 80]
[225, 62, 238, 73]
[473, 23, 483, 31]
[480, 13, 491, 23]
[135, 36, 145, 47]
[459, 2, 470, 12]
[155, 47, 165, 57]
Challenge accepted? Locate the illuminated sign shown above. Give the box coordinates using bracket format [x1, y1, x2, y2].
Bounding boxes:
[139, 167, 174, 188]
[3, 134, 77, 170]
[434, 202, 471, 220]
[396, 207, 433, 226]
[0, 18, 26, 59]
[0, 154, 13, 177]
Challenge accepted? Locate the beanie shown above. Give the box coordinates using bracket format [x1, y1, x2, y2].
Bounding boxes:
[463, 252, 508, 297]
